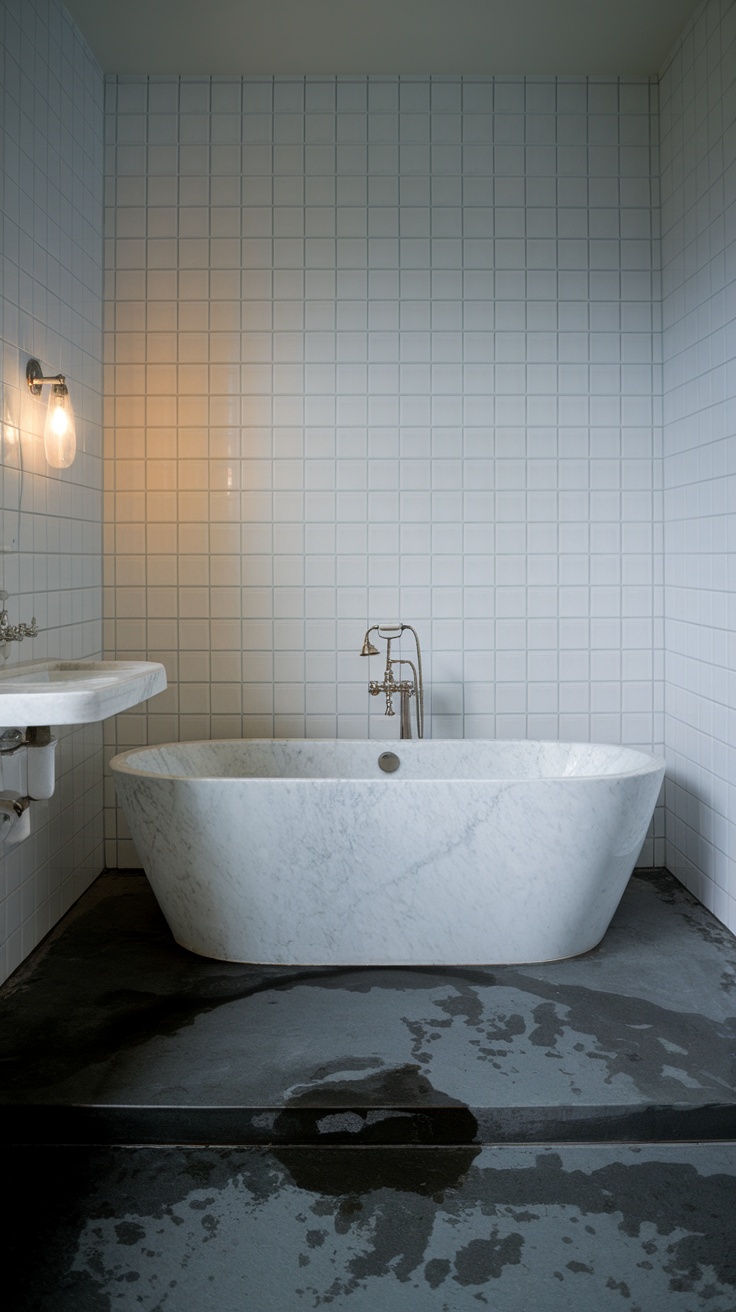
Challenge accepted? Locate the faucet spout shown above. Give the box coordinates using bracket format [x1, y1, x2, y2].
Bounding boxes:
[360, 627, 380, 657]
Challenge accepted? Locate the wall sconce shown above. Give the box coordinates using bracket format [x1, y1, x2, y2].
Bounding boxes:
[26, 358, 76, 469]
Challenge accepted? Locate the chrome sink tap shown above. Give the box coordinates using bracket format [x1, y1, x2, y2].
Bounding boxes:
[360, 622, 424, 739]
[0, 591, 39, 644]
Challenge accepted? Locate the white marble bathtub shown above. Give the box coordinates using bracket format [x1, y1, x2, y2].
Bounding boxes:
[111, 739, 665, 966]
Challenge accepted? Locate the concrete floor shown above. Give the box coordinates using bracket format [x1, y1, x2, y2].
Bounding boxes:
[3, 869, 736, 1309]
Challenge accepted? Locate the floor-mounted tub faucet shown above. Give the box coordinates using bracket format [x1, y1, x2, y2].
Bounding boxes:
[360, 622, 424, 739]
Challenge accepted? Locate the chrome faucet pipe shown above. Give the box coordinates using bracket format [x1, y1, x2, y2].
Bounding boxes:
[398, 626, 424, 740]
[399, 686, 412, 739]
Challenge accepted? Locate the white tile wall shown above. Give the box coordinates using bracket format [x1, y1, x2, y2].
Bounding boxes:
[661, 0, 736, 932]
[0, 0, 105, 982]
[103, 72, 664, 868]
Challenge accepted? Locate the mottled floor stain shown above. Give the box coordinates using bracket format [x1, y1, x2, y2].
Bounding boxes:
[3, 873, 736, 1307]
[7, 1144, 736, 1311]
[273, 1062, 481, 1147]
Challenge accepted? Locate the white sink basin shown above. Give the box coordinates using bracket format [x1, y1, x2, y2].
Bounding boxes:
[0, 660, 167, 725]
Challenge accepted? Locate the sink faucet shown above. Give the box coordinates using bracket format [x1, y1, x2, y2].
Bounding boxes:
[0, 591, 38, 644]
[360, 622, 424, 739]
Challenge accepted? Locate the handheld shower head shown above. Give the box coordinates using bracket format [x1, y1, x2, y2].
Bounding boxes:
[360, 628, 380, 656]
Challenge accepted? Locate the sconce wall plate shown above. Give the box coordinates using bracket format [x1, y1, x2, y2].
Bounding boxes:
[26, 358, 54, 396]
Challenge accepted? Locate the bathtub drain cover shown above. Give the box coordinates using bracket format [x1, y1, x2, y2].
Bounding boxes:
[378, 751, 400, 773]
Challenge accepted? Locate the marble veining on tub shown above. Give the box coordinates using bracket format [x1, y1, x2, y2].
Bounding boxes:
[112, 739, 664, 967]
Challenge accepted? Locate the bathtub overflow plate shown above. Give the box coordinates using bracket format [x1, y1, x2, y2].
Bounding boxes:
[378, 751, 400, 773]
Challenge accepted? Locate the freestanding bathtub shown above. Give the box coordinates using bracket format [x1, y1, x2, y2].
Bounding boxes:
[111, 739, 664, 966]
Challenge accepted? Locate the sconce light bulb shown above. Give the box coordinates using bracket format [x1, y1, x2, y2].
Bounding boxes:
[44, 383, 76, 469]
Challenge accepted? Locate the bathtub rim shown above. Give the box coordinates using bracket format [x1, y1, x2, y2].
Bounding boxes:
[110, 737, 666, 786]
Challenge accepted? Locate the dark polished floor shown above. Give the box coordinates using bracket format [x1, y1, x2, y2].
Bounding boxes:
[4, 869, 736, 1309]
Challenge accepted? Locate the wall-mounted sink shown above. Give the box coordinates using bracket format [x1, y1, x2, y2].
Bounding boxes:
[0, 660, 167, 725]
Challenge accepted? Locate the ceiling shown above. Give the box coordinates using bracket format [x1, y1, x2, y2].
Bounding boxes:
[64, 0, 701, 77]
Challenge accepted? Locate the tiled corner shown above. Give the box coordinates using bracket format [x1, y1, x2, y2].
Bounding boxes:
[661, 0, 736, 933]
